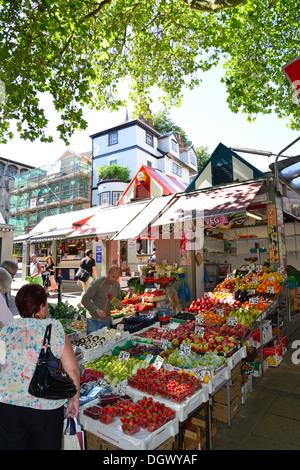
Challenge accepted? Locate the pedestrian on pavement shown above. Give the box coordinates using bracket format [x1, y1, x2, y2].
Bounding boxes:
[29, 254, 43, 286]
[44, 256, 58, 294]
[0, 267, 14, 327]
[81, 265, 124, 334]
[0, 260, 18, 315]
[77, 249, 97, 308]
[0, 283, 80, 450]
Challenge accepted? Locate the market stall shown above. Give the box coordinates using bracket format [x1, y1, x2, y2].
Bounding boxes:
[47, 261, 289, 451]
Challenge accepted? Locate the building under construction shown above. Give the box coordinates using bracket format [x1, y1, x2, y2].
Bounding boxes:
[10, 150, 92, 236]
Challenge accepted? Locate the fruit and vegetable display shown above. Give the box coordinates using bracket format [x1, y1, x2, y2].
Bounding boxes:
[83, 396, 176, 434]
[84, 355, 152, 386]
[127, 366, 202, 402]
[48, 301, 86, 320]
[114, 341, 164, 359]
[72, 328, 126, 351]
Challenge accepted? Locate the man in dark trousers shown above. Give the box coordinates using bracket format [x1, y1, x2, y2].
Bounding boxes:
[77, 249, 97, 308]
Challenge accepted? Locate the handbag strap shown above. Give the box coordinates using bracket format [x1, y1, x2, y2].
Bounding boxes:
[42, 323, 52, 348]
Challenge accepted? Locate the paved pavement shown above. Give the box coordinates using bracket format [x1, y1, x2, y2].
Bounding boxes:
[10, 269, 83, 316]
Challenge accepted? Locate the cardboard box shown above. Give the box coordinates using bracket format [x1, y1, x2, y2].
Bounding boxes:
[241, 375, 252, 404]
[241, 357, 268, 377]
[263, 342, 283, 367]
[212, 393, 242, 423]
[247, 320, 272, 348]
[213, 380, 241, 406]
[85, 431, 175, 451]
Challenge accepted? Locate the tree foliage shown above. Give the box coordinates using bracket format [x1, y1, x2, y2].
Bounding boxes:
[152, 109, 192, 147]
[97, 164, 130, 181]
[0, 0, 299, 144]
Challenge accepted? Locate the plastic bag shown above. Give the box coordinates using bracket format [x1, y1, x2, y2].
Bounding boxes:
[62, 418, 84, 450]
[178, 282, 191, 302]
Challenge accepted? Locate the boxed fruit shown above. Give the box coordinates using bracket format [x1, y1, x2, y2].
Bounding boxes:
[247, 320, 272, 348]
[241, 357, 268, 377]
[263, 342, 283, 367]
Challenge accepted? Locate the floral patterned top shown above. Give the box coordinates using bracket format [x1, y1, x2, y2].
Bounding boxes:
[0, 318, 66, 410]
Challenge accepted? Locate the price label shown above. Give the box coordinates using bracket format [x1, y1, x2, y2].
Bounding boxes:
[216, 309, 224, 316]
[153, 356, 164, 370]
[255, 265, 263, 273]
[119, 351, 130, 361]
[145, 354, 153, 363]
[268, 276, 274, 283]
[117, 323, 124, 331]
[117, 385, 127, 396]
[277, 267, 285, 274]
[162, 325, 170, 333]
[249, 264, 255, 271]
[249, 289, 256, 295]
[252, 277, 258, 284]
[180, 343, 191, 356]
[161, 339, 169, 350]
[249, 297, 259, 305]
[195, 315, 204, 324]
[227, 273, 235, 280]
[98, 378, 107, 387]
[228, 316, 238, 326]
[195, 326, 205, 337]
[195, 367, 207, 381]
[267, 285, 274, 294]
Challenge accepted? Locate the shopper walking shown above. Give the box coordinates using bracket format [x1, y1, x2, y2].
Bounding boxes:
[29, 254, 43, 286]
[0, 284, 80, 450]
[0, 260, 18, 315]
[77, 249, 97, 307]
[0, 267, 14, 327]
[81, 265, 124, 334]
[44, 256, 58, 294]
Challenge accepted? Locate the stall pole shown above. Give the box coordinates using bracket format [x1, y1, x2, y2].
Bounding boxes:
[57, 270, 62, 303]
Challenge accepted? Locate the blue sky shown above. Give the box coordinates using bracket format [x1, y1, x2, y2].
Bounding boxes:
[1, 65, 300, 172]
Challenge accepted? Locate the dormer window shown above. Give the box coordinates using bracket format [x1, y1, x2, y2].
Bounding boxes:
[171, 140, 177, 152]
[189, 152, 196, 166]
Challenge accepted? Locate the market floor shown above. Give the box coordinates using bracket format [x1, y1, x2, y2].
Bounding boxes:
[211, 314, 300, 450]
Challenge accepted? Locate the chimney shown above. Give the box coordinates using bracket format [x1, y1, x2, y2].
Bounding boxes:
[139, 104, 153, 128]
[176, 134, 185, 150]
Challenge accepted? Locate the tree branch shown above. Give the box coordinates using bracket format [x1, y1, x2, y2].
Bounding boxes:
[182, 0, 247, 12]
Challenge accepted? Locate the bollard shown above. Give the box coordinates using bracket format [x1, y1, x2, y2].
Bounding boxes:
[57, 273, 62, 303]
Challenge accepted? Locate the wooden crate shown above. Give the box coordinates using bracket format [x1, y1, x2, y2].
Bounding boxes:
[85, 431, 175, 451]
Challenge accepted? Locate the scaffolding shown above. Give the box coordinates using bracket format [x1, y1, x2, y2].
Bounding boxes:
[10, 155, 91, 235]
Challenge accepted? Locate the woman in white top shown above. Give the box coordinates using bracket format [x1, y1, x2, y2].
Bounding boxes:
[0, 267, 14, 327]
[29, 254, 43, 286]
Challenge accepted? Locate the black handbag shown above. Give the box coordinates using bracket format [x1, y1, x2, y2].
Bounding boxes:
[28, 323, 77, 400]
[75, 267, 90, 282]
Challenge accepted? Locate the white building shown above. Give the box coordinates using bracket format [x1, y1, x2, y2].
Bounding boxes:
[90, 114, 198, 206]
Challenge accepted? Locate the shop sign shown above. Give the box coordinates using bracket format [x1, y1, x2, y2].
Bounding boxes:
[267, 204, 278, 263]
[204, 212, 246, 228]
[96, 245, 102, 263]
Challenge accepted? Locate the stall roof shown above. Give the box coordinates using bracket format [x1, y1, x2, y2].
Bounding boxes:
[13, 207, 100, 243]
[151, 179, 265, 227]
[112, 194, 175, 241]
[68, 200, 150, 238]
[28, 228, 75, 243]
[270, 156, 300, 194]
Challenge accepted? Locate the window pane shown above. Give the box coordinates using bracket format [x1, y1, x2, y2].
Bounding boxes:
[109, 132, 118, 145]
